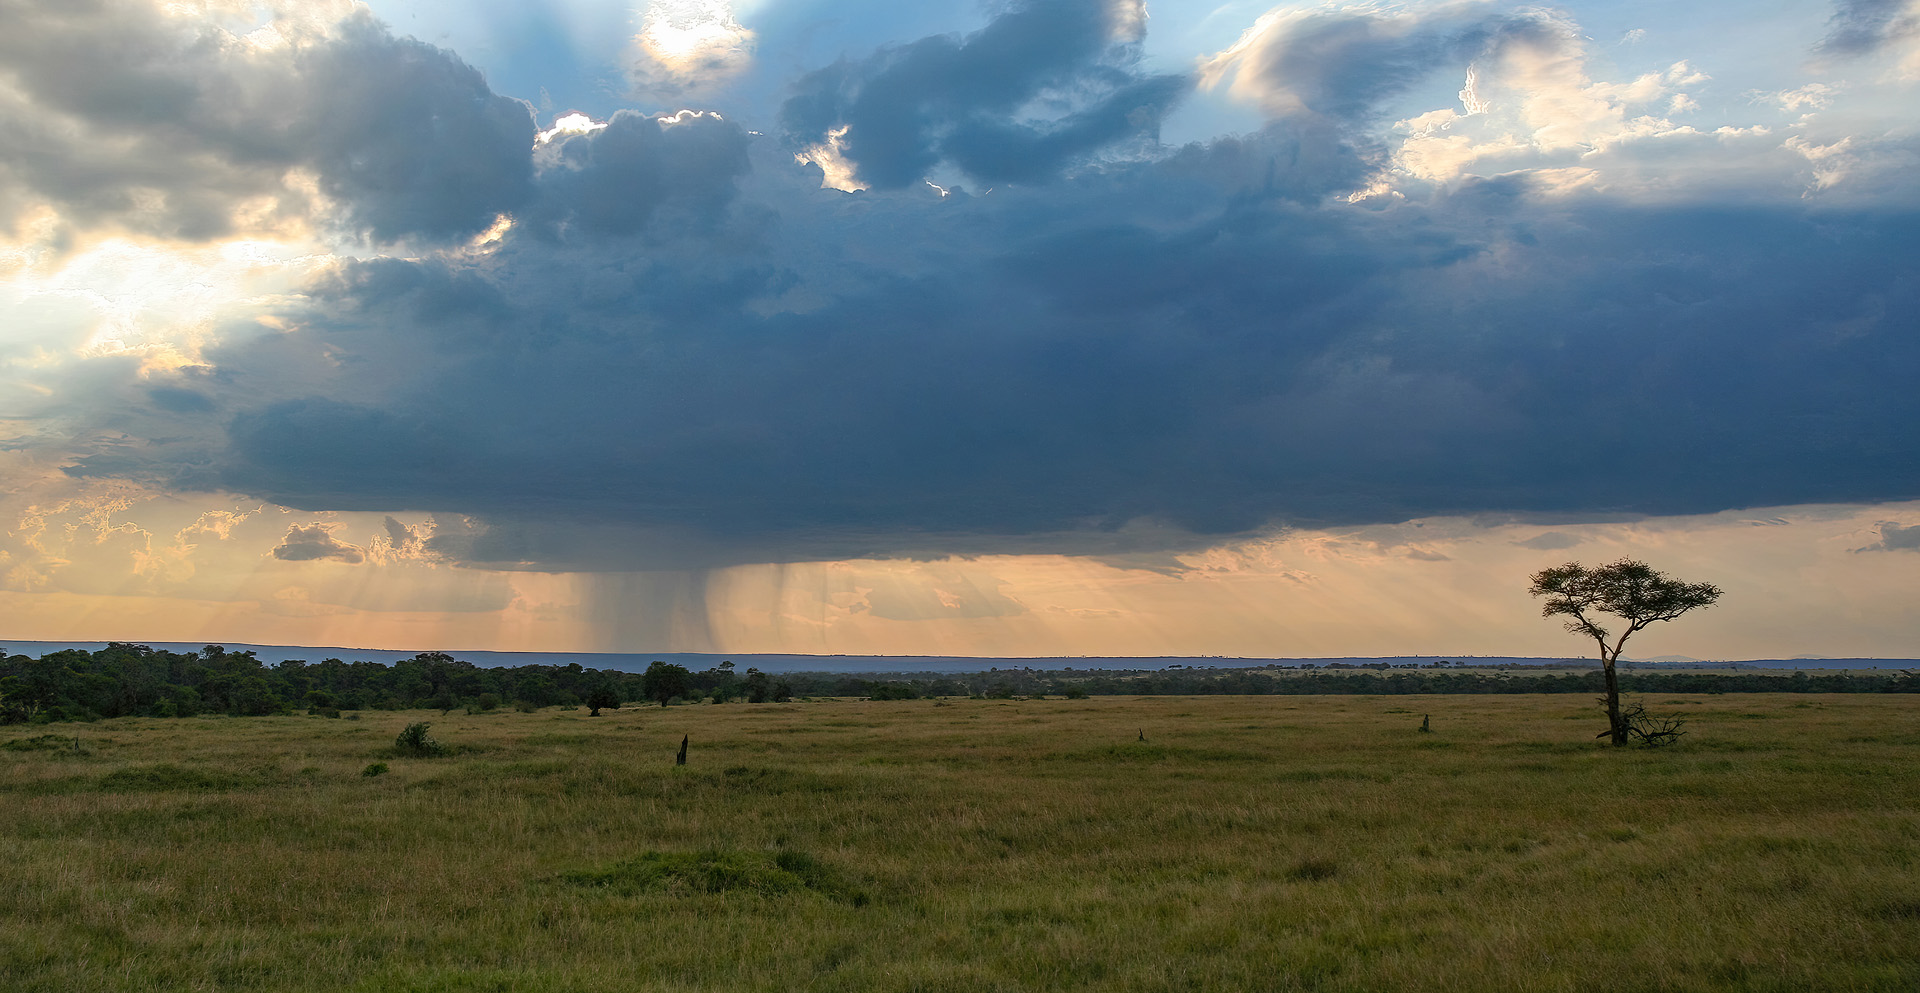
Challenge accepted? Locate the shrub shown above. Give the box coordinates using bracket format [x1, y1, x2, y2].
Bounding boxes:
[394, 722, 445, 757]
[476, 693, 501, 712]
[513, 699, 539, 713]
[362, 762, 389, 777]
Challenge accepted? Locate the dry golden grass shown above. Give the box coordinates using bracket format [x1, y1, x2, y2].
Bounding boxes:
[3, 693, 1918, 991]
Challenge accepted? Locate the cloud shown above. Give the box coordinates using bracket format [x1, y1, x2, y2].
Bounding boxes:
[1194, 3, 1744, 199]
[0, 1, 533, 246]
[1514, 532, 1582, 551]
[1861, 522, 1920, 551]
[527, 109, 751, 239]
[270, 522, 365, 563]
[780, 0, 1188, 190]
[1817, 0, 1920, 56]
[11, 0, 1920, 579]
[293, 16, 538, 243]
[1816, 0, 1920, 77]
[628, 0, 757, 99]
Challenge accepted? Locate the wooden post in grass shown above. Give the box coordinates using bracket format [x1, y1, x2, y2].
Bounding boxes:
[676, 735, 688, 766]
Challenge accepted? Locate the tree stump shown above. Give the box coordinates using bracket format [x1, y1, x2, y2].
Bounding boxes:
[676, 734, 688, 766]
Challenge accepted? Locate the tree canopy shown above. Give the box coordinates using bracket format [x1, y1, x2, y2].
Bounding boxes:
[1529, 558, 1721, 745]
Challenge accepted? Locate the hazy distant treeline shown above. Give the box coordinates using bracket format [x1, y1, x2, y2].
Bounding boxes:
[0, 644, 685, 725]
[2, 644, 1915, 725]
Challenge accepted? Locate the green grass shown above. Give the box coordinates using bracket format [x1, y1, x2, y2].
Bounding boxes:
[2, 694, 1918, 991]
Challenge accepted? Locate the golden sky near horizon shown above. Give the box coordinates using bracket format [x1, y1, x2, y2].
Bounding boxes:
[7, 489, 1917, 659]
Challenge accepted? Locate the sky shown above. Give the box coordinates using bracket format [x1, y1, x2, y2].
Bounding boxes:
[1, 0, 1917, 660]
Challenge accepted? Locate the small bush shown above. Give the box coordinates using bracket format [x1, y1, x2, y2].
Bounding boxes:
[476, 693, 501, 712]
[362, 762, 389, 777]
[513, 699, 539, 713]
[394, 722, 445, 757]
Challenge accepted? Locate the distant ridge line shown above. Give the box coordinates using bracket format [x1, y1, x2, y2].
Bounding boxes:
[2, 641, 1911, 673]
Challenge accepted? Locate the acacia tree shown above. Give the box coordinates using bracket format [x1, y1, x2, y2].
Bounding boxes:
[1528, 559, 1721, 746]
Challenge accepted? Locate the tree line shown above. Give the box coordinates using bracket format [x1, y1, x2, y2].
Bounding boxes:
[0, 644, 791, 725]
[2, 643, 1913, 725]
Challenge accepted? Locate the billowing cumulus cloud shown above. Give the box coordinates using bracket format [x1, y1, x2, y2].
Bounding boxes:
[527, 109, 751, 239]
[6, 0, 1920, 589]
[780, 0, 1188, 190]
[0, 0, 532, 246]
[271, 522, 364, 562]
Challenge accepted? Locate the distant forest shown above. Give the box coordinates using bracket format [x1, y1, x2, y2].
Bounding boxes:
[2, 643, 1916, 725]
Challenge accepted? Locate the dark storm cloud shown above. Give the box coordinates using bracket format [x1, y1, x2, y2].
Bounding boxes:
[1817, 0, 1919, 56]
[29, 0, 1920, 573]
[0, 1, 532, 244]
[293, 16, 537, 243]
[271, 523, 365, 563]
[526, 110, 751, 240]
[186, 163, 1920, 570]
[779, 0, 1188, 188]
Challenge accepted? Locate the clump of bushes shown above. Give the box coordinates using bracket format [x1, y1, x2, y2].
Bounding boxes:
[393, 722, 446, 757]
[362, 762, 389, 777]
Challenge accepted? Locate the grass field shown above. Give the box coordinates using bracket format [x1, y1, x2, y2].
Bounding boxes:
[3, 693, 1918, 992]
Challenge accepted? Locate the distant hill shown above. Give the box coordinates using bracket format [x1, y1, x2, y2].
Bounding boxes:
[4, 641, 1913, 673]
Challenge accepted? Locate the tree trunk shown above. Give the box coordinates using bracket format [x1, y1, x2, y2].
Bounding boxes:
[1602, 655, 1627, 746]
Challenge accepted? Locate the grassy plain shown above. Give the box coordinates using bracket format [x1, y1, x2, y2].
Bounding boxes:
[3, 693, 1918, 992]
